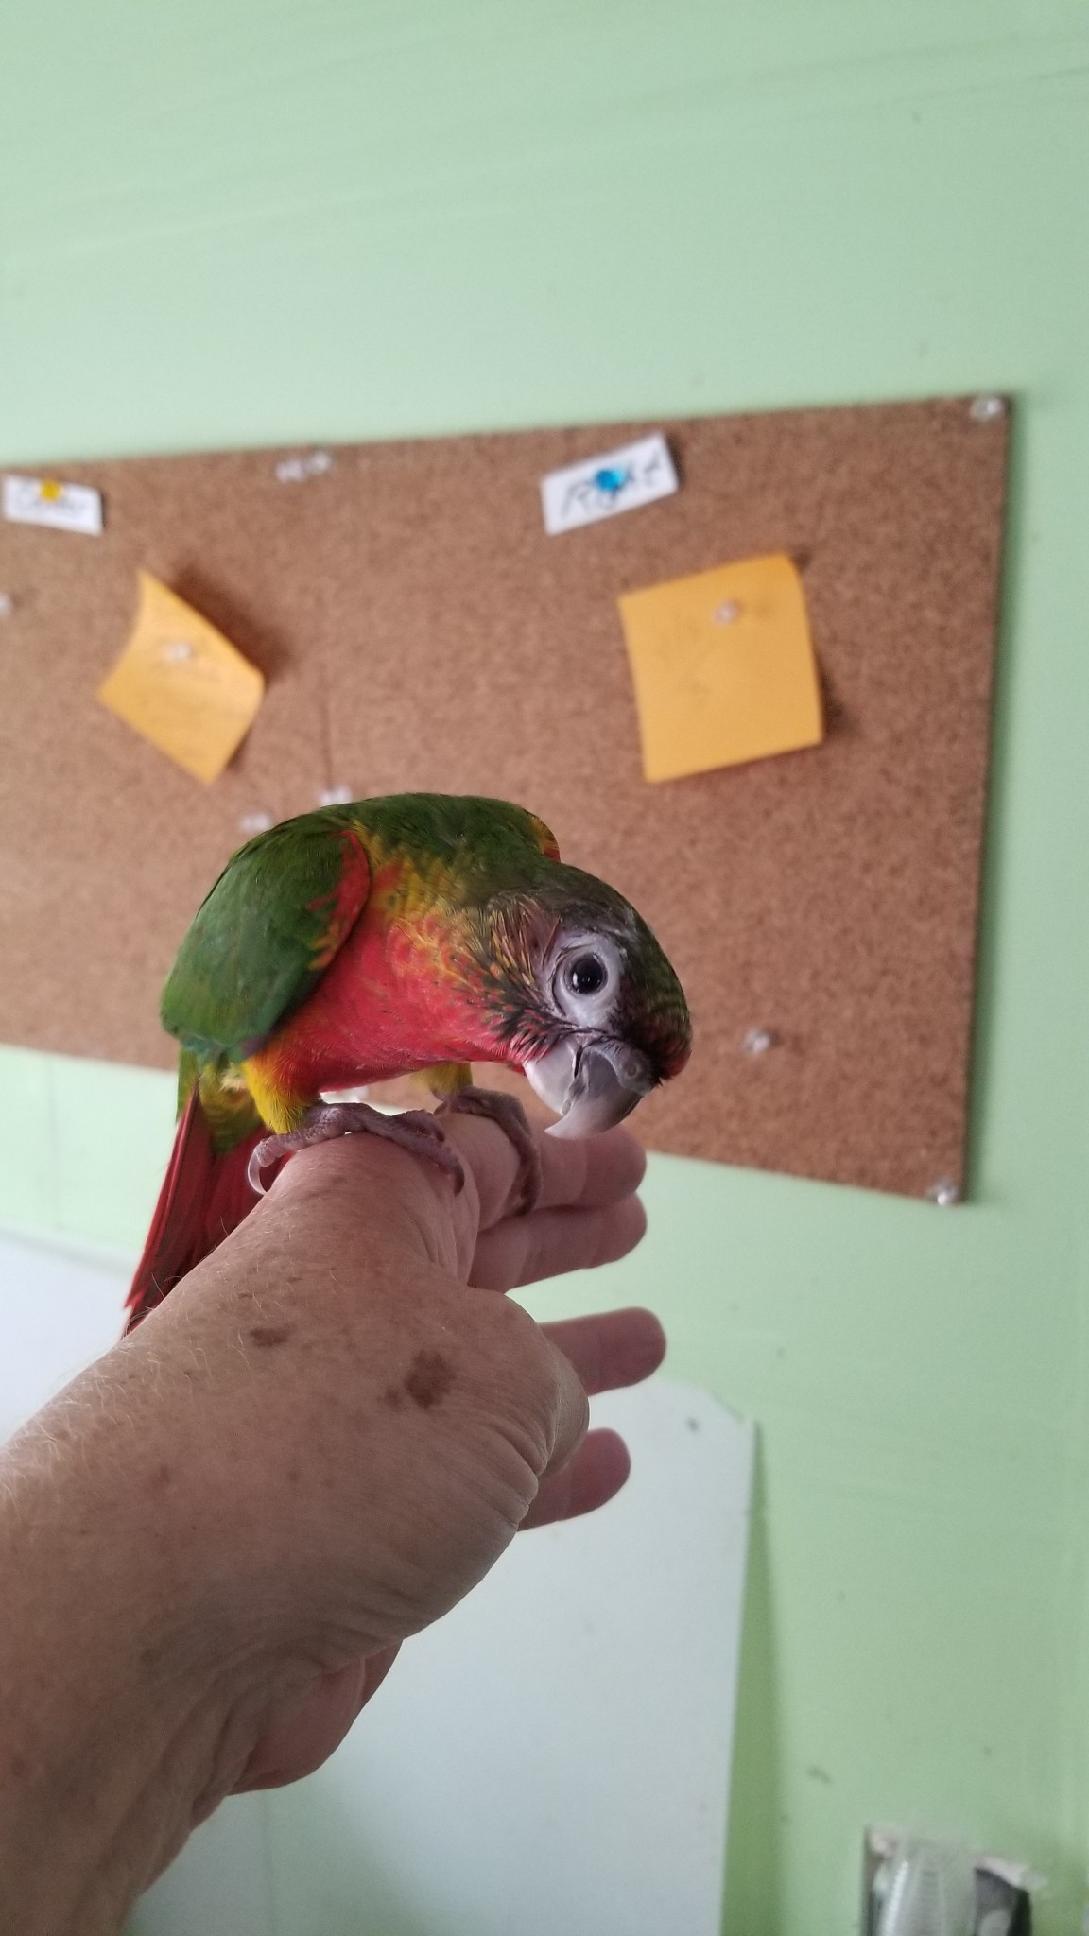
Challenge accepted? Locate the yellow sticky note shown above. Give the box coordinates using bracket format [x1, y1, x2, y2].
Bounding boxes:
[98, 573, 265, 784]
[618, 553, 823, 783]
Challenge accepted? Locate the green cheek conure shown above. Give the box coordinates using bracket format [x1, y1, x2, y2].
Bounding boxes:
[127, 793, 691, 1328]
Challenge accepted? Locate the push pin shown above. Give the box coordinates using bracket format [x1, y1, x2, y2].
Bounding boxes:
[741, 1026, 778, 1056]
[318, 784, 353, 806]
[714, 599, 743, 626]
[239, 810, 273, 836]
[969, 394, 1006, 424]
[926, 1177, 960, 1207]
[593, 466, 631, 497]
[275, 450, 334, 483]
[163, 639, 195, 663]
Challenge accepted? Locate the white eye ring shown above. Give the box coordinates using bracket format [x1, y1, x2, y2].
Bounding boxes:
[550, 934, 621, 1021]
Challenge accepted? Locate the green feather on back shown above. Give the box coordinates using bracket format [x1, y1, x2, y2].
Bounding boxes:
[163, 811, 372, 1066]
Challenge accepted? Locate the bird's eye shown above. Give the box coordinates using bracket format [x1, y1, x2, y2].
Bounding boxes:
[563, 952, 608, 998]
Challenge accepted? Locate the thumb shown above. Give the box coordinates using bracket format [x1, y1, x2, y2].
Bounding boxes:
[540, 1339, 591, 1480]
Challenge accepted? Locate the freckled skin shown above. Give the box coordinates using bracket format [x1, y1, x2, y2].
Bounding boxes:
[248, 1325, 293, 1349]
[402, 1350, 455, 1411]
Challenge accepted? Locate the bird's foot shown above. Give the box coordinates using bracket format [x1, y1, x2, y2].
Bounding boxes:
[247, 1103, 465, 1197]
[436, 1085, 542, 1215]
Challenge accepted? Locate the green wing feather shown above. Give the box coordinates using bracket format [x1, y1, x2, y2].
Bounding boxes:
[162, 811, 372, 1066]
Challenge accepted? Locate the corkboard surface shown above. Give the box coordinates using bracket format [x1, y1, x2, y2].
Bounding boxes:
[0, 400, 1007, 1196]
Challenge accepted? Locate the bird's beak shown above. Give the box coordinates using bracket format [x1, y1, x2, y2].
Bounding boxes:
[525, 1039, 654, 1139]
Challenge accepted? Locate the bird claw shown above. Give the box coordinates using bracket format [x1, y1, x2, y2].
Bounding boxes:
[247, 1102, 465, 1197]
[436, 1086, 542, 1215]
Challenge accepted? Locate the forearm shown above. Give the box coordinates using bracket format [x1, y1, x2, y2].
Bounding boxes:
[0, 1231, 530, 1931]
[0, 1368, 282, 1936]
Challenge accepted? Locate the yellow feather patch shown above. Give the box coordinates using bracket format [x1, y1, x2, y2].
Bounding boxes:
[241, 1052, 311, 1134]
[424, 1062, 473, 1100]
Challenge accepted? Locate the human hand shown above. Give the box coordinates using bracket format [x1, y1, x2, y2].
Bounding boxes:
[191, 1112, 663, 1790]
[20, 1110, 656, 1829]
[0, 1113, 663, 1934]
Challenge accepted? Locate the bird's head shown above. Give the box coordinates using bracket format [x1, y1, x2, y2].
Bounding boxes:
[464, 865, 692, 1137]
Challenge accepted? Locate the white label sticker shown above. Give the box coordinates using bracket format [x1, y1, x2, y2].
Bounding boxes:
[540, 433, 678, 535]
[2, 474, 104, 535]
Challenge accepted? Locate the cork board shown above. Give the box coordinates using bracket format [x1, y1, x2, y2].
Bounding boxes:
[0, 399, 1008, 1197]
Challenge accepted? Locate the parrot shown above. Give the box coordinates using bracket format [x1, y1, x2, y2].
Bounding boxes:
[126, 793, 691, 1329]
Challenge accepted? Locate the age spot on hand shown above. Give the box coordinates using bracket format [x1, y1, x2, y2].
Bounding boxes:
[249, 1324, 293, 1348]
[403, 1349, 455, 1411]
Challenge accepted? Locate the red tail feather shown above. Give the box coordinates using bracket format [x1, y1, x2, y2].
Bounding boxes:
[125, 1093, 264, 1332]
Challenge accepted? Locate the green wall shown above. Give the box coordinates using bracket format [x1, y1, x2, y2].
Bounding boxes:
[3, 3, 1088, 1928]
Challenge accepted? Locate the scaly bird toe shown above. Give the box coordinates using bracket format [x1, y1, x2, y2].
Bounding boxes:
[436, 1085, 542, 1215]
[247, 1102, 465, 1197]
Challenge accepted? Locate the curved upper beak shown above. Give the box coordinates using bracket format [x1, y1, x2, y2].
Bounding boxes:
[525, 1039, 654, 1139]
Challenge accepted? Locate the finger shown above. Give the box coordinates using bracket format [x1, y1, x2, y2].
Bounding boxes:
[471, 1195, 647, 1291]
[533, 1123, 647, 1214]
[541, 1337, 591, 1478]
[521, 1428, 631, 1529]
[542, 1306, 666, 1395]
[440, 1113, 646, 1231]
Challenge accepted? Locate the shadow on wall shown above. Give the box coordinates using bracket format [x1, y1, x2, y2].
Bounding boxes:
[723, 1443, 783, 1932]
